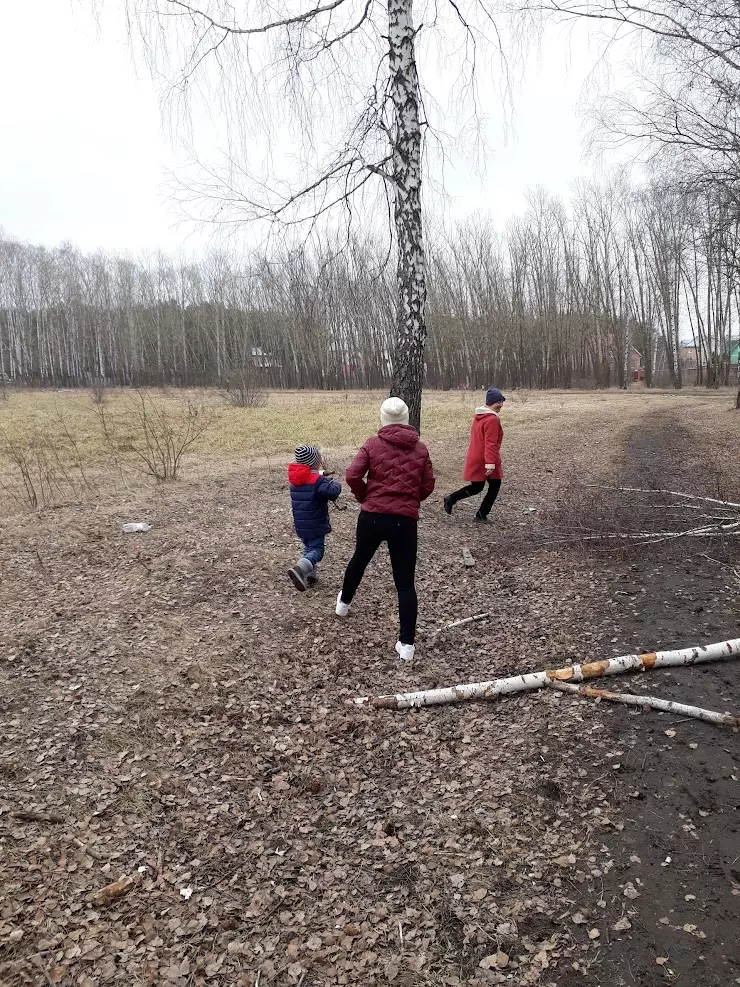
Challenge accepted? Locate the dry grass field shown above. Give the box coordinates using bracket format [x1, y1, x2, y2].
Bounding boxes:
[0, 384, 736, 505]
[1, 385, 739, 987]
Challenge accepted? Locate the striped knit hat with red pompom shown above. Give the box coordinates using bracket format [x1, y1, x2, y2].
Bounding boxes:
[294, 445, 321, 467]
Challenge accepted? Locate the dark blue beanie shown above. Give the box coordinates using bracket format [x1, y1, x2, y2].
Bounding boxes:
[486, 387, 505, 406]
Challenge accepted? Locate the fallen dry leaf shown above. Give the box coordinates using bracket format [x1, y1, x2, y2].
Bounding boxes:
[479, 950, 510, 970]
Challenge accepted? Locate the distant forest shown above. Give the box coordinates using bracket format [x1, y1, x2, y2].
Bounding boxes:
[2, 179, 738, 392]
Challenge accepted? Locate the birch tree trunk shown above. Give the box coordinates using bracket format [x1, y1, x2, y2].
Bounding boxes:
[388, 0, 426, 433]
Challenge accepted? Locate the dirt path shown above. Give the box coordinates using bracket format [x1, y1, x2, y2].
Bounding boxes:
[582, 410, 740, 986]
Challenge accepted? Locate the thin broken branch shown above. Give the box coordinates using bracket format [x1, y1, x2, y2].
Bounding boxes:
[543, 523, 740, 546]
[11, 810, 65, 824]
[431, 612, 489, 638]
[545, 679, 740, 728]
[591, 485, 740, 511]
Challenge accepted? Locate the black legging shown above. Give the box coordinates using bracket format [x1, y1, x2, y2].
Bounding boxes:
[448, 478, 501, 517]
[340, 511, 418, 645]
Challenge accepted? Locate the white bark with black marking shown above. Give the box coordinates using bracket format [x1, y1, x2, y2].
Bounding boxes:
[546, 679, 740, 728]
[355, 638, 740, 709]
[387, 0, 426, 432]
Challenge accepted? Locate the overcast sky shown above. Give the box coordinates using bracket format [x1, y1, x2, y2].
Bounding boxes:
[1, 2, 634, 253]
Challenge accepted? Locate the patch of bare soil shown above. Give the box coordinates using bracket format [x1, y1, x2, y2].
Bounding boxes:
[567, 412, 740, 987]
[0, 395, 738, 987]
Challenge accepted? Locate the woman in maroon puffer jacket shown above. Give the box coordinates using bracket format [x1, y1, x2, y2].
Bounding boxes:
[336, 397, 435, 662]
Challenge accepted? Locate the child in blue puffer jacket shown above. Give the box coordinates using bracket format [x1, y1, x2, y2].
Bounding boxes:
[287, 445, 342, 591]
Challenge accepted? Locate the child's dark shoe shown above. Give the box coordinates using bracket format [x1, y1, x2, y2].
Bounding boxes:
[288, 558, 313, 591]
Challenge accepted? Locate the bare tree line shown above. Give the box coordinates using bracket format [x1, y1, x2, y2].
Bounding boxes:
[1, 178, 738, 392]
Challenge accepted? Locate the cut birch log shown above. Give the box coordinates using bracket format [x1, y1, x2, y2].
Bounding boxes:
[462, 547, 475, 567]
[545, 679, 740, 728]
[354, 638, 740, 709]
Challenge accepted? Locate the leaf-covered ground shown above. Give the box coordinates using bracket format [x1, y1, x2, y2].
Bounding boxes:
[1, 389, 739, 986]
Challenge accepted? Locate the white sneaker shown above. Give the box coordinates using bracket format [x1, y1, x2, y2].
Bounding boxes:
[395, 642, 415, 662]
[335, 592, 350, 617]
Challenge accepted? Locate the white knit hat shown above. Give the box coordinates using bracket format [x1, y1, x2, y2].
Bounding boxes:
[380, 397, 410, 427]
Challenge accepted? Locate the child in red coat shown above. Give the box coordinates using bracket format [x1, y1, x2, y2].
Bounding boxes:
[444, 387, 504, 524]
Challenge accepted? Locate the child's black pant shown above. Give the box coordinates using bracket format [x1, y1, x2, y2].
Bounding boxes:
[448, 478, 501, 517]
[341, 511, 418, 645]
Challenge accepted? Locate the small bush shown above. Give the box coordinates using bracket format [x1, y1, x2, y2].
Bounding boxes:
[222, 370, 268, 409]
[96, 390, 214, 481]
[90, 381, 107, 406]
[0, 431, 94, 509]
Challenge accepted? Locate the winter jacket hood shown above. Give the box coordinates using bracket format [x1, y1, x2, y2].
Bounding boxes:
[288, 463, 317, 486]
[376, 424, 420, 449]
[288, 463, 341, 541]
[346, 425, 435, 520]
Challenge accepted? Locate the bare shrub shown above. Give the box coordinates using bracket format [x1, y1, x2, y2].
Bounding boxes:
[90, 380, 107, 406]
[222, 369, 268, 409]
[0, 432, 94, 510]
[97, 390, 214, 481]
[0, 437, 51, 508]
